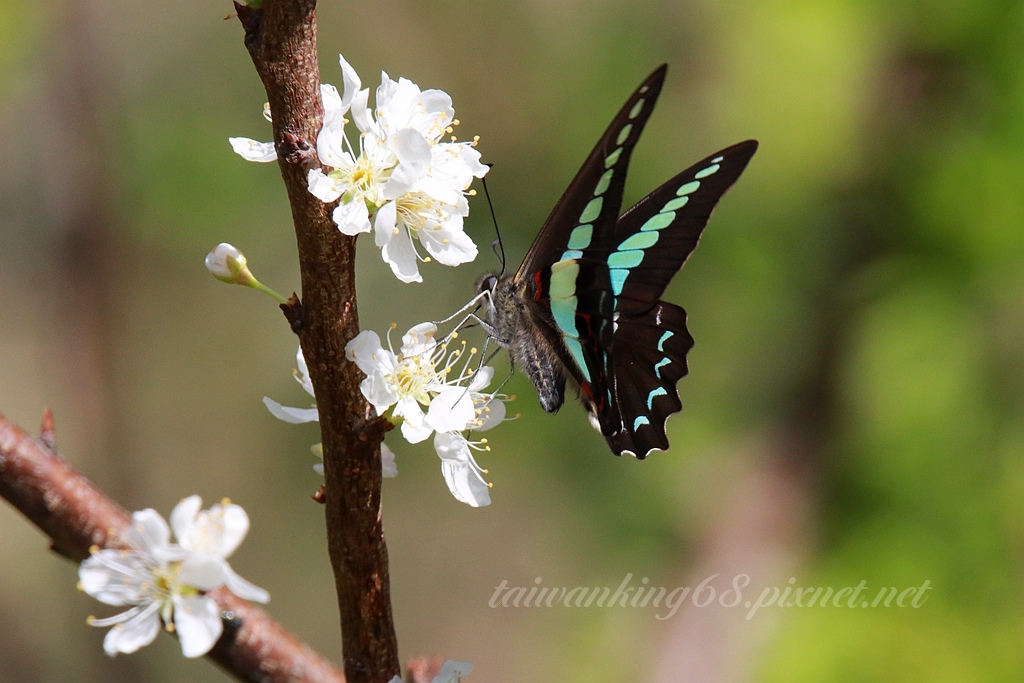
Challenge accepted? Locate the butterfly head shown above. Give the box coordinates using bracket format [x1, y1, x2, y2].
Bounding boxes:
[476, 273, 499, 297]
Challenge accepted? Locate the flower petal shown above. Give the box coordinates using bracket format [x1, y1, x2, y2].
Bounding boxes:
[433, 660, 475, 683]
[127, 509, 175, 561]
[382, 128, 431, 199]
[102, 606, 161, 656]
[360, 372, 400, 415]
[378, 218, 422, 283]
[345, 331, 387, 370]
[177, 501, 251, 559]
[400, 322, 437, 356]
[433, 430, 469, 463]
[373, 200, 398, 248]
[338, 54, 362, 112]
[308, 168, 344, 203]
[472, 395, 506, 431]
[224, 567, 271, 604]
[263, 397, 320, 424]
[420, 222, 478, 267]
[468, 366, 494, 392]
[173, 596, 223, 658]
[169, 495, 202, 545]
[397, 397, 432, 443]
[381, 442, 398, 478]
[80, 551, 152, 606]
[209, 503, 251, 558]
[332, 198, 372, 236]
[426, 387, 475, 434]
[320, 83, 344, 130]
[177, 554, 230, 591]
[440, 459, 491, 508]
[349, 87, 372, 133]
[229, 137, 277, 163]
[295, 347, 315, 396]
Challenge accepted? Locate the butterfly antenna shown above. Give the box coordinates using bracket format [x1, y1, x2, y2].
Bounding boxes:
[480, 167, 506, 276]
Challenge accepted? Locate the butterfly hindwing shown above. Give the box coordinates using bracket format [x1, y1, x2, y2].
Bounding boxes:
[560, 263, 694, 458]
[604, 302, 694, 457]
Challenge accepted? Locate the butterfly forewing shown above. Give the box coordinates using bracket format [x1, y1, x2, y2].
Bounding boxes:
[515, 65, 668, 282]
[605, 140, 758, 314]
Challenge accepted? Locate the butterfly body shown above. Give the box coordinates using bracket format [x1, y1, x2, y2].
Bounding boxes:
[479, 65, 757, 458]
[480, 273, 567, 413]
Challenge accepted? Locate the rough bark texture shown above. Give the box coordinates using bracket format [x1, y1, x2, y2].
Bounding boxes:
[234, 2, 399, 681]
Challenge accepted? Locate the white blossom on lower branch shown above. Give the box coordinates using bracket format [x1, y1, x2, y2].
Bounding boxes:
[79, 498, 268, 658]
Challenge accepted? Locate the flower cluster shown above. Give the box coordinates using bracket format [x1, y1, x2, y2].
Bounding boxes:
[345, 322, 507, 507]
[225, 56, 510, 506]
[265, 323, 507, 507]
[79, 497, 268, 658]
[231, 54, 488, 283]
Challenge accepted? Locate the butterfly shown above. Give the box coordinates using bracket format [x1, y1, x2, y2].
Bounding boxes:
[477, 65, 757, 458]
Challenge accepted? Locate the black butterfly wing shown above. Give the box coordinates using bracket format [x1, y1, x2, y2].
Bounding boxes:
[507, 65, 757, 458]
[514, 65, 668, 283]
[606, 140, 758, 314]
[575, 141, 758, 456]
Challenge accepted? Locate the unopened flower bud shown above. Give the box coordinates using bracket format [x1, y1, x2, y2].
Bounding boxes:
[205, 243, 287, 303]
[205, 243, 253, 284]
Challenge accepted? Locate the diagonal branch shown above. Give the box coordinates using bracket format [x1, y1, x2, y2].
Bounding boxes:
[233, 2, 399, 682]
[0, 410, 344, 683]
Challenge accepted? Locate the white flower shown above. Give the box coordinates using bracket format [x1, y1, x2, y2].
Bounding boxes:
[205, 243, 249, 283]
[265, 347, 399, 479]
[229, 54, 488, 283]
[263, 346, 319, 425]
[372, 189, 478, 283]
[346, 323, 484, 443]
[80, 499, 267, 658]
[434, 660, 474, 683]
[381, 442, 399, 478]
[305, 54, 488, 283]
[228, 84, 339, 164]
[170, 496, 270, 604]
[228, 137, 276, 163]
[347, 322, 510, 506]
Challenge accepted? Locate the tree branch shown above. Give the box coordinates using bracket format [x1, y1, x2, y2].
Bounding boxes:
[0, 410, 344, 683]
[233, 2, 399, 681]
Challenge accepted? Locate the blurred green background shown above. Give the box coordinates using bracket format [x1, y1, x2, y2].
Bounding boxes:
[2, 0, 1023, 681]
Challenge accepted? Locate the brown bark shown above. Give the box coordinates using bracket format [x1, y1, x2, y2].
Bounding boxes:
[233, 2, 400, 681]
